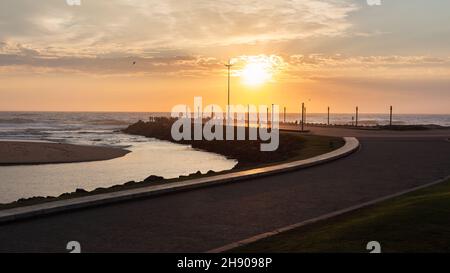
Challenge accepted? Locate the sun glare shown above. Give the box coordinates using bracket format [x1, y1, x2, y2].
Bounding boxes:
[241, 63, 272, 86]
[238, 55, 281, 87]
[231, 55, 283, 87]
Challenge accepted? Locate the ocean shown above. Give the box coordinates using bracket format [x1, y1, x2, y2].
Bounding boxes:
[0, 112, 449, 144]
[284, 113, 450, 127]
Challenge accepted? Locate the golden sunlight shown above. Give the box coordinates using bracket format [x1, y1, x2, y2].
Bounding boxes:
[241, 62, 272, 86]
[236, 55, 281, 87]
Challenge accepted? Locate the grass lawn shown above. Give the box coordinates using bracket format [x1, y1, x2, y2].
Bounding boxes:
[232, 178, 450, 253]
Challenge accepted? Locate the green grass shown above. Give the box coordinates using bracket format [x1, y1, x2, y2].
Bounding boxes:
[232, 178, 450, 253]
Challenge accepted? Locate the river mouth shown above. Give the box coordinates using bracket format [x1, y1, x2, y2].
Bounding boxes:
[0, 138, 237, 204]
[0, 112, 238, 204]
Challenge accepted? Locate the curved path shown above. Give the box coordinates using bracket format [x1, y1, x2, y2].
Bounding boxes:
[0, 128, 449, 252]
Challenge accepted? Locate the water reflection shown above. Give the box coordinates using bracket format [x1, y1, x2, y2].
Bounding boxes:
[0, 140, 237, 204]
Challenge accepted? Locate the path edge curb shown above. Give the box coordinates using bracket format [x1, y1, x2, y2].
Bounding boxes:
[0, 137, 360, 225]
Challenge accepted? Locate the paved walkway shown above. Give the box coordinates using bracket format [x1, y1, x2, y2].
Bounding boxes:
[282, 124, 450, 138]
[0, 128, 449, 252]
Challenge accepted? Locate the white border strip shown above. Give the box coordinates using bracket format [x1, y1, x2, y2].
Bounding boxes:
[207, 174, 450, 253]
[0, 137, 359, 224]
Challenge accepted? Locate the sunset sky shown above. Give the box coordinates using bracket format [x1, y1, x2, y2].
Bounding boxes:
[0, 0, 449, 113]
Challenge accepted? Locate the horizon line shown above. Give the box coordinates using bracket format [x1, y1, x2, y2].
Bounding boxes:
[0, 110, 449, 115]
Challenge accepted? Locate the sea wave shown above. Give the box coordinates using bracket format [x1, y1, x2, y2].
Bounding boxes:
[87, 119, 131, 126]
[0, 118, 35, 124]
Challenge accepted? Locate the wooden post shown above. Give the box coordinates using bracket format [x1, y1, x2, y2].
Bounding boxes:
[301, 103, 305, 131]
[257, 109, 260, 129]
[272, 104, 275, 130]
[355, 106, 359, 127]
[304, 107, 307, 126]
[327, 106, 330, 125]
[390, 106, 393, 126]
[247, 104, 250, 128]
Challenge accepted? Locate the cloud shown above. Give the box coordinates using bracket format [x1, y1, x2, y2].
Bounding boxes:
[0, 0, 358, 57]
[2, 45, 450, 83]
[289, 54, 450, 66]
[285, 54, 450, 81]
[0, 44, 225, 77]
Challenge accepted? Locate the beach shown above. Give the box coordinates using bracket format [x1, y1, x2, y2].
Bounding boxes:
[0, 141, 130, 165]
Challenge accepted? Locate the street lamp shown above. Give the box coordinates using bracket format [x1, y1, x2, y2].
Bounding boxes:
[225, 60, 233, 122]
[225, 60, 233, 109]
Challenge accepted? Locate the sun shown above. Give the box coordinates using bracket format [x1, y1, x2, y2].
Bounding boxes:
[233, 55, 281, 86]
[241, 62, 272, 86]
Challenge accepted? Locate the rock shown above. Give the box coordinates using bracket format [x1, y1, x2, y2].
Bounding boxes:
[75, 188, 88, 194]
[92, 187, 106, 193]
[144, 175, 164, 182]
[124, 181, 136, 186]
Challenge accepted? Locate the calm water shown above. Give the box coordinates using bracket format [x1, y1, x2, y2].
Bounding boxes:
[282, 113, 450, 126]
[0, 112, 237, 204]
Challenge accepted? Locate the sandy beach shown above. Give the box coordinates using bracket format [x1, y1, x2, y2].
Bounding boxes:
[0, 141, 130, 165]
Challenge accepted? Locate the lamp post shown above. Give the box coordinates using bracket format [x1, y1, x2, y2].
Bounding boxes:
[225, 60, 233, 113]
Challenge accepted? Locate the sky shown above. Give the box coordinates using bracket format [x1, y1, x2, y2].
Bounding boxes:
[0, 0, 449, 113]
